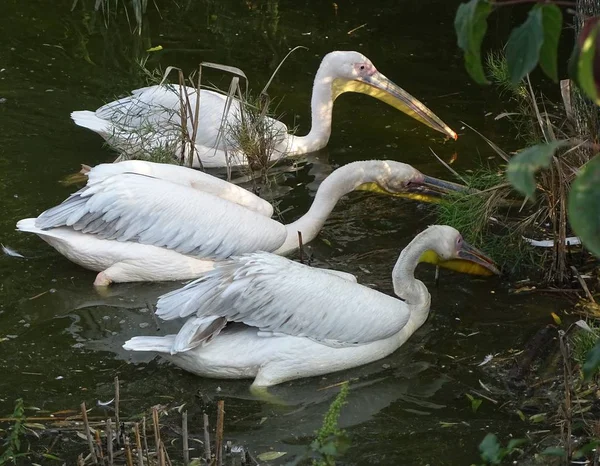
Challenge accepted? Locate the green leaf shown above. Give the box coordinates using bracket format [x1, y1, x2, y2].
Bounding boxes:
[506, 141, 565, 199]
[582, 341, 600, 381]
[541, 447, 567, 457]
[506, 438, 527, 451]
[538, 4, 562, 82]
[506, 7, 545, 84]
[479, 433, 503, 464]
[576, 18, 600, 104]
[568, 155, 600, 257]
[455, 0, 492, 84]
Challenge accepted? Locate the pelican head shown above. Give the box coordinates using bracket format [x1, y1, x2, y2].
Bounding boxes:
[323, 51, 458, 140]
[354, 160, 466, 203]
[418, 225, 500, 276]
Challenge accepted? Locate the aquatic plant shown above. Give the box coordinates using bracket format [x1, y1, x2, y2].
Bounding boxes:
[310, 383, 350, 466]
[0, 399, 27, 464]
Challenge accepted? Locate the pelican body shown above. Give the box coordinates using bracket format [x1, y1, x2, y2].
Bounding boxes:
[17, 160, 463, 286]
[71, 51, 457, 168]
[123, 226, 499, 388]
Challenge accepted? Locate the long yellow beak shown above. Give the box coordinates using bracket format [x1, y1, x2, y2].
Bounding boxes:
[333, 72, 458, 140]
[419, 241, 500, 276]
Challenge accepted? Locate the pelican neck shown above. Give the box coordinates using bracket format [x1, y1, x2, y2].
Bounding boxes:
[287, 63, 336, 155]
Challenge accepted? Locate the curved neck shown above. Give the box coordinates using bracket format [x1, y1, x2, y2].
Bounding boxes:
[287, 64, 335, 155]
[275, 161, 383, 254]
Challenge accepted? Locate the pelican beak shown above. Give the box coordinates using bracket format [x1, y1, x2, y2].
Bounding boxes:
[442, 241, 500, 276]
[400, 175, 468, 203]
[333, 71, 458, 140]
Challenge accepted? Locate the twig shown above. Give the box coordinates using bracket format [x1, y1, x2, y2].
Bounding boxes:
[94, 428, 105, 464]
[152, 406, 162, 463]
[142, 417, 150, 466]
[81, 402, 98, 465]
[570, 266, 596, 304]
[347, 23, 367, 35]
[297, 231, 304, 264]
[216, 401, 225, 466]
[191, 64, 203, 170]
[106, 418, 114, 466]
[429, 147, 467, 183]
[124, 434, 134, 466]
[182, 411, 190, 466]
[134, 423, 144, 466]
[114, 376, 121, 447]
[203, 413, 211, 462]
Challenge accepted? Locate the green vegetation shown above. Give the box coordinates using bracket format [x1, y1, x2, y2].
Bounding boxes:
[310, 383, 350, 466]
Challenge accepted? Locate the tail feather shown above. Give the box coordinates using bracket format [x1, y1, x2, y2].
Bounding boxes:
[172, 316, 227, 354]
[16, 218, 40, 234]
[123, 335, 176, 353]
[71, 110, 111, 137]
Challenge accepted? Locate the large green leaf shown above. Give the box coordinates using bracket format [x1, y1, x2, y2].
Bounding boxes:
[538, 4, 562, 82]
[577, 18, 600, 105]
[506, 7, 544, 84]
[568, 154, 600, 257]
[455, 0, 492, 85]
[506, 141, 565, 199]
[582, 341, 600, 381]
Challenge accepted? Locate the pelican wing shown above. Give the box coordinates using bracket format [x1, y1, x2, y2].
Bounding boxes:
[156, 252, 409, 348]
[86, 161, 273, 217]
[34, 174, 286, 259]
[94, 85, 289, 153]
[95, 85, 236, 149]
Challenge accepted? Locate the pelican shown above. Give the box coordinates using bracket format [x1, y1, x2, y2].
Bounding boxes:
[123, 225, 499, 389]
[75, 160, 273, 216]
[16, 160, 463, 286]
[71, 51, 457, 168]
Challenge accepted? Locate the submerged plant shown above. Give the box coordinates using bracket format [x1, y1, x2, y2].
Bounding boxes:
[310, 383, 351, 466]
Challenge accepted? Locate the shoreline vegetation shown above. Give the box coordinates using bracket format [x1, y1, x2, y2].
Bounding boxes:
[0, 378, 350, 465]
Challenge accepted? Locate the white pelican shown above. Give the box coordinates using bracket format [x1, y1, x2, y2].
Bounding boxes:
[123, 225, 499, 389]
[16, 160, 463, 286]
[76, 160, 273, 216]
[71, 51, 458, 168]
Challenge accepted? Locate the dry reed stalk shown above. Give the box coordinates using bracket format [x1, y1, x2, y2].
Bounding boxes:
[114, 376, 121, 446]
[80, 402, 99, 465]
[106, 418, 114, 465]
[124, 434, 134, 466]
[134, 423, 144, 466]
[159, 441, 167, 466]
[190, 64, 203, 169]
[216, 401, 225, 466]
[559, 330, 574, 460]
[94, 428, 105, 464]
[182, 411, 190, 465]
[203, 413, 211, 461]
[142, 417, 150, 466]
[152, 406, 162, 463]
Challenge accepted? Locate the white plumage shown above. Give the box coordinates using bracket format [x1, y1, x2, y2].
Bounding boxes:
[18, 160, 453, 286]
[72, 51, 457, 168]
[124, 226, 499, 388]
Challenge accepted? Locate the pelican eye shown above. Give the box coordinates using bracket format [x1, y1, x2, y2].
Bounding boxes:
[360, 65, 365, 70]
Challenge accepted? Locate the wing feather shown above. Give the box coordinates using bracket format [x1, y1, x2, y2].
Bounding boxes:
[35, 174, 286, 259]
[156, 252, 410, 346]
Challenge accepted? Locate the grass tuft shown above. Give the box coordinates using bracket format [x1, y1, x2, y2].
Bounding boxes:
[433, 167, 539, 274]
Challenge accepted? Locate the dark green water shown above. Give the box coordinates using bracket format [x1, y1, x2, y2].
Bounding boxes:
[0, 0, 565, 464]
